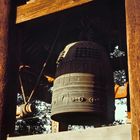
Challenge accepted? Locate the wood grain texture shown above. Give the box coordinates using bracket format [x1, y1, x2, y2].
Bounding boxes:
[16, 0, 92, 23]
[125, 0, 140, 140]
[0, 1, 11, 139]
[0, 0, 17, 139]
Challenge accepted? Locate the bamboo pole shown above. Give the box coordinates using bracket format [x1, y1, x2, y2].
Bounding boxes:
[125, 0, 140, 140]
[0, 1, 18, 139]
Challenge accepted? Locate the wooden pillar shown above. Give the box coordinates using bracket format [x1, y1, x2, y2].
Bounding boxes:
[125, 0, 140, 140]
[0, 1, 18, 140]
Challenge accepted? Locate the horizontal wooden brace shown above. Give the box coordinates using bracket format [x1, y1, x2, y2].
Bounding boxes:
[16, 0, 92, 24]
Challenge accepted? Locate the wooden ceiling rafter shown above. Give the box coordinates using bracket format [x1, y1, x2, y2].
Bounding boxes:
[16, 0, 92, 24]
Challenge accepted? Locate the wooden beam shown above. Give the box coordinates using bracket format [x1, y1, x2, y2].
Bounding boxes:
[16, 0, 92, 24]
[0, 0, 18, 139]
[125, 0, 140, 140]
[8, 125, 131, 140]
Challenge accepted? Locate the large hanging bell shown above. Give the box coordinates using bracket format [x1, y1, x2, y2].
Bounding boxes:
[51, 41, 115, 125]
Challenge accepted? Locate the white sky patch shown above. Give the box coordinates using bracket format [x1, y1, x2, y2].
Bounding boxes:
[115, 98, 127, 123]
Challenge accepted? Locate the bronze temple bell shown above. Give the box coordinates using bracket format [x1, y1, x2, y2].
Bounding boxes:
[51, 41, 115, 125]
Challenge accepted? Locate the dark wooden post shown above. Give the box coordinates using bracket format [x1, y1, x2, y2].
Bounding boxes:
[125, 0, 140, 140]
[0, 1, 18, 140]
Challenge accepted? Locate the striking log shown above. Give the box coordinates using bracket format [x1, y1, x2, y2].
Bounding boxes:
[125, 0, 140, 140]
[0, 1, 18, 139]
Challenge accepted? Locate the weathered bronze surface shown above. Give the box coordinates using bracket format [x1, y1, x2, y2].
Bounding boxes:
[51, 41, 115, 125]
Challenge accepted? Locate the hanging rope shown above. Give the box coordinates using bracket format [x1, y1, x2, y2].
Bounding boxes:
[18, 65, 31, 104]
[27, 15, 64, 103]
[19, 74, 27, 104]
